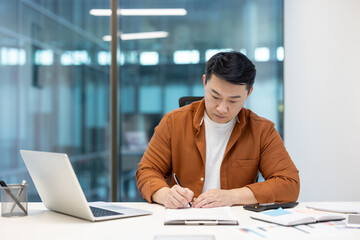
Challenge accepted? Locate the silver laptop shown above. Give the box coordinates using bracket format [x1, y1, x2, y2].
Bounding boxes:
[20, 150, 151, 222]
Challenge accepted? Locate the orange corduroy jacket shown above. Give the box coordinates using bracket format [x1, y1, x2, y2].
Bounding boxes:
[136, 99, 300, 204]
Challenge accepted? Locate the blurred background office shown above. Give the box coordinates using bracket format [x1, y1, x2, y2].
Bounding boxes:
[0, 0, 284, 202]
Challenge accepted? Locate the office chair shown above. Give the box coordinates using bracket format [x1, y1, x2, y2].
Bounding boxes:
[178, 96, 203, 107]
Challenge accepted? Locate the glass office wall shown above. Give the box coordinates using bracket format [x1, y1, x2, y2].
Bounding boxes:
[116, 0, 284, 200]
[0, 0, 283, 202]
[0, 0, 111, 201]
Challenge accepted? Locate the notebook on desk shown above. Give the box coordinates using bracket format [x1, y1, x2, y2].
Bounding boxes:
[20, 150, 151, 222]
[250, 207, 344, 226]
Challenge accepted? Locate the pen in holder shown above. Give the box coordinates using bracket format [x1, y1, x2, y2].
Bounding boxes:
[1, 182, 28, 217]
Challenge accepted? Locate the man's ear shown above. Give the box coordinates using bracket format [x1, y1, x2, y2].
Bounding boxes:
[202, 74, 206, 87]
[247, 87, 254, 96]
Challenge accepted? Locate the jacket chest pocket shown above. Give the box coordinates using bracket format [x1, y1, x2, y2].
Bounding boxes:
[228, 159, 259, 187]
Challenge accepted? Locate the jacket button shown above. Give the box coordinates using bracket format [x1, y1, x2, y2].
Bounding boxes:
[200, 177, 204, 181]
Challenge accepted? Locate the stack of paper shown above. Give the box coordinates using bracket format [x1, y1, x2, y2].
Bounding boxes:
[306, 202, 360, 214]
[164, 206, 238, 225]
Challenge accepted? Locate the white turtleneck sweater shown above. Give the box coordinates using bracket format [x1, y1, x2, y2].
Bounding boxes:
[202, 111, 237, 192]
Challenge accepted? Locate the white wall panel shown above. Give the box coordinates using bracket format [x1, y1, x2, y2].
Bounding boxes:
[284, 0, 360, 201]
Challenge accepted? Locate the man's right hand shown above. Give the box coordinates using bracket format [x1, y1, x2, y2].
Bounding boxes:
[152, 186, 194, 209]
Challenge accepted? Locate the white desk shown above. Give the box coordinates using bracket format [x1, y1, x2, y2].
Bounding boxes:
[1, 202, 359, 240]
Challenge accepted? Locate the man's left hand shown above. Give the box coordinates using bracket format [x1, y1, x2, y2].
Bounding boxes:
[192, 187, 258, 208]
[192, 189, 233, 208]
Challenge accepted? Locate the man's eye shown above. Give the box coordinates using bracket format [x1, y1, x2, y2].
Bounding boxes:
[229, 101, 237, 104]
[212, 95, 220, 100]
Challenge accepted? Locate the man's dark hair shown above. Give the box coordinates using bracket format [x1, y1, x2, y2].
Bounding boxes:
[205, 51, 256, 92]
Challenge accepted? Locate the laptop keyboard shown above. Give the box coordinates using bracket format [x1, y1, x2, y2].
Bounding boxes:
[90, 206, 124, 217]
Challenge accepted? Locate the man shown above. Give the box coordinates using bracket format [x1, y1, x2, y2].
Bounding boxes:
[136, 51, 299, 209]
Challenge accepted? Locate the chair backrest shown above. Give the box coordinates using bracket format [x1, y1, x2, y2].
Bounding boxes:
[178, 96, 203, 107]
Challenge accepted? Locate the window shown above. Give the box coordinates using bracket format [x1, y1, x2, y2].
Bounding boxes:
[0, 0, 283, 202]
[0, 0, 111, 201]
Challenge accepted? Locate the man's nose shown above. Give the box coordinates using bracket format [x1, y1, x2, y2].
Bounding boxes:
[216, 101, 228, 113]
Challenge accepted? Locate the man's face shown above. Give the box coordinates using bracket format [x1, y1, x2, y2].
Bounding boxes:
[203, 74, 253, 124]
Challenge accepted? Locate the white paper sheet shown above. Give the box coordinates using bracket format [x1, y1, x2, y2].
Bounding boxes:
[306, 202, 360, 214]
[165, 206, 237, 222]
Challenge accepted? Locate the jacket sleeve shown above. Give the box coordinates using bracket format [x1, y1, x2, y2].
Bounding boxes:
[135, 114, 173, 203]
[246, 124, 300, 203]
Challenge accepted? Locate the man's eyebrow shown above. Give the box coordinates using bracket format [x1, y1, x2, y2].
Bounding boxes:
[211, 89, 241, 99]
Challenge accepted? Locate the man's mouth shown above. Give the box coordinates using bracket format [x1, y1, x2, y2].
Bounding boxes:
[214, 114, 226, 119]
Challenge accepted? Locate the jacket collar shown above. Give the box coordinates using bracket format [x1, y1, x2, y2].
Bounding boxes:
[192, 99, 248, 166]
[193, 98, 246, 131]
[193, 99, 206, 131]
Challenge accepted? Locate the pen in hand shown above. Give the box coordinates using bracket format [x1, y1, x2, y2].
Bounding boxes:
[173, 173, 192, 207]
